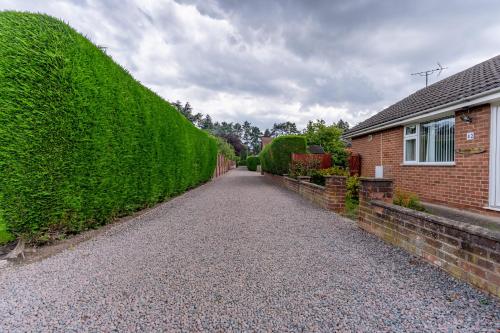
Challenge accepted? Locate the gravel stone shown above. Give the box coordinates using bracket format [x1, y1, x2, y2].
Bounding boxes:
[0, 260, 9, 269]
[0, 168, 498, 332]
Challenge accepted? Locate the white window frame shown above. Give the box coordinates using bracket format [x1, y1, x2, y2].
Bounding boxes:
[403, 125, 418, 163]
[403, 117, 455, 166]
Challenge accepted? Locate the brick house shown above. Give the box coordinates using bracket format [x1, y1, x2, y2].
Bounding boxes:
[344, 55, 500, 217]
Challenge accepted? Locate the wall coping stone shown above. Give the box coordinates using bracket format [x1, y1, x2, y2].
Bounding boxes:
[372, 200, 500, 242]
[283, 176, 299, 183]
[300, 181, 325, 190]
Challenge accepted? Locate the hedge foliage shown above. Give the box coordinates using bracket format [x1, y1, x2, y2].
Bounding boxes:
[260, 136, 307, 175]
[0, 12, 217, 241]
[214, 136, 236, 161]
[246, 156, 260, 171]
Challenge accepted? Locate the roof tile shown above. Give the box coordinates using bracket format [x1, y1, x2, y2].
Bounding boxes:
[346, 55, 500, 136]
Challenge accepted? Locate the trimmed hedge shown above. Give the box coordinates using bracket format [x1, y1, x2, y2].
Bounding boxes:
[0, 12, 217, 241]
[260, 136, 307, 175]
[246, 156, 260, 171]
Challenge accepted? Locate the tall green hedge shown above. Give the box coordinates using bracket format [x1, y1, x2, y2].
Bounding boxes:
[246, 156, 260, 171]
[0, 12, 217, 241]
[260, 136, 307, 175]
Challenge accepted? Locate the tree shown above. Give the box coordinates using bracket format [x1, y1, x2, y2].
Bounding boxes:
[242, 121, 252, 146]
[248, 126, 262, 154]
[336, 119, 350, 131]
[304, 119, 348, 167]
[171, 100, 203, 125]
[198, 114, 214, 130]
[271, 121, 300, 137]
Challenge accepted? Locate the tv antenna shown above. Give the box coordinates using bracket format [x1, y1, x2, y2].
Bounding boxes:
[411, 62, 447, 87]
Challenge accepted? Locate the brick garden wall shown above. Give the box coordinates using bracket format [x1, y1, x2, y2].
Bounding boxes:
[213, 154, 235, 178]
[351, 104, 498, 217]
[359, 178, 500, 297]
[263, 173, 346, 213]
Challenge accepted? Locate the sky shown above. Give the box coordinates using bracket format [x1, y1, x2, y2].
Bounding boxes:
[1, 0, 500, 130]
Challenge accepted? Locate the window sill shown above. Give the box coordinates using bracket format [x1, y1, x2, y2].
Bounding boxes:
[401, 162, 455, 167]
[484, 206, 500, 212]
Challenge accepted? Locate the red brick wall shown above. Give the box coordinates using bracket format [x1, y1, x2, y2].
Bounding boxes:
[213, 154, 235, 178]
[358, 178, 500, 298]
[351, 105, 498, 217]
[263, 173, 346, 213]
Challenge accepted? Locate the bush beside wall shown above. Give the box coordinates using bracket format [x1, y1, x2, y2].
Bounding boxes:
[246, 156, 260, 171]
[0, 12, 217, 241]
[260, 136, 307, 175]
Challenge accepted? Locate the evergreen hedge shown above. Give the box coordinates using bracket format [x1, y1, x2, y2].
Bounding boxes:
[0, 12, 217, 241]
[260, 136, 307, 175]
[246, 156, 260, 171]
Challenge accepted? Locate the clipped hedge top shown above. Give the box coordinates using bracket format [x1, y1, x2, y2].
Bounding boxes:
[0, 12, 217, 240]
[260, 135, 307, 175]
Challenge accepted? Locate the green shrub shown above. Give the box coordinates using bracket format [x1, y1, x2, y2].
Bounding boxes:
[246, 156, 260, 171]
[393, 190, 425, 211]
[260, 135, 307, 175]
[346, 175, 360, 202]
[289, 158, 321, 179]
[214, 136, 236, 161]
[0, 12, 217, 242]
[309, 166, 349, 186]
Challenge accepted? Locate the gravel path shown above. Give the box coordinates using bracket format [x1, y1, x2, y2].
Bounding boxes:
[0, 168, 498, 332]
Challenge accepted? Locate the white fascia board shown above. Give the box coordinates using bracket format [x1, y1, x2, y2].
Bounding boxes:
[345, 89, 500, 139]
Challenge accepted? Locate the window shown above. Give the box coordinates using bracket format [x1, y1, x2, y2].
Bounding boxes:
[404, 125, 417, 162]
[404, 117, 455, 164]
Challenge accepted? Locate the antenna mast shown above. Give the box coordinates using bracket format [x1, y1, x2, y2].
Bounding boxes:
[411, 62, 447, 87]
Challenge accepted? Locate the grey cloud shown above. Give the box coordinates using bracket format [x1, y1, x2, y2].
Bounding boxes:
[1, 0, 500, 129]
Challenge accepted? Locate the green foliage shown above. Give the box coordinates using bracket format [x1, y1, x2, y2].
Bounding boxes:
[260, 135, 307, 175]
[214, 136, 236, 160]
[393, 190, 425, 211]
[344, 197, 359, 220]
[346, 175, 360, 202]
[289, 158, 321, 179]
[270, 121, 300, 136]
[309, 167, 349, 186]
[0, 217, 14, 245]
[304, 120, 348, 167]
[0, 12, 217, 241]
[246, 156, 260, 171]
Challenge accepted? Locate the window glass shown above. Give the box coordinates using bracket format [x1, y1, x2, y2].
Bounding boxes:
[405, 139, 416, 162]
[405, 125, 416, 135]
[419, 117, 454, 162]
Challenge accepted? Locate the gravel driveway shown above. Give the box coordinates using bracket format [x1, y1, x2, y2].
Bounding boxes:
[0, 168, 498, 332]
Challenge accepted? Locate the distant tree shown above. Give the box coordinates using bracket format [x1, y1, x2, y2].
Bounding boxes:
[217, 132, 246, 156]
[242, 121, 252, 146]
[232, 122, 243, 139]
[169, 100, 266, 156]
[335, 119, 350, 131]
[172, 100, 203, 125]
[198, 114, 214, 130]
[304, 119, 348, 167]
[263, 129, 272, 137]
[248, 126, 262, 154]
[271, 121, 300, 137]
